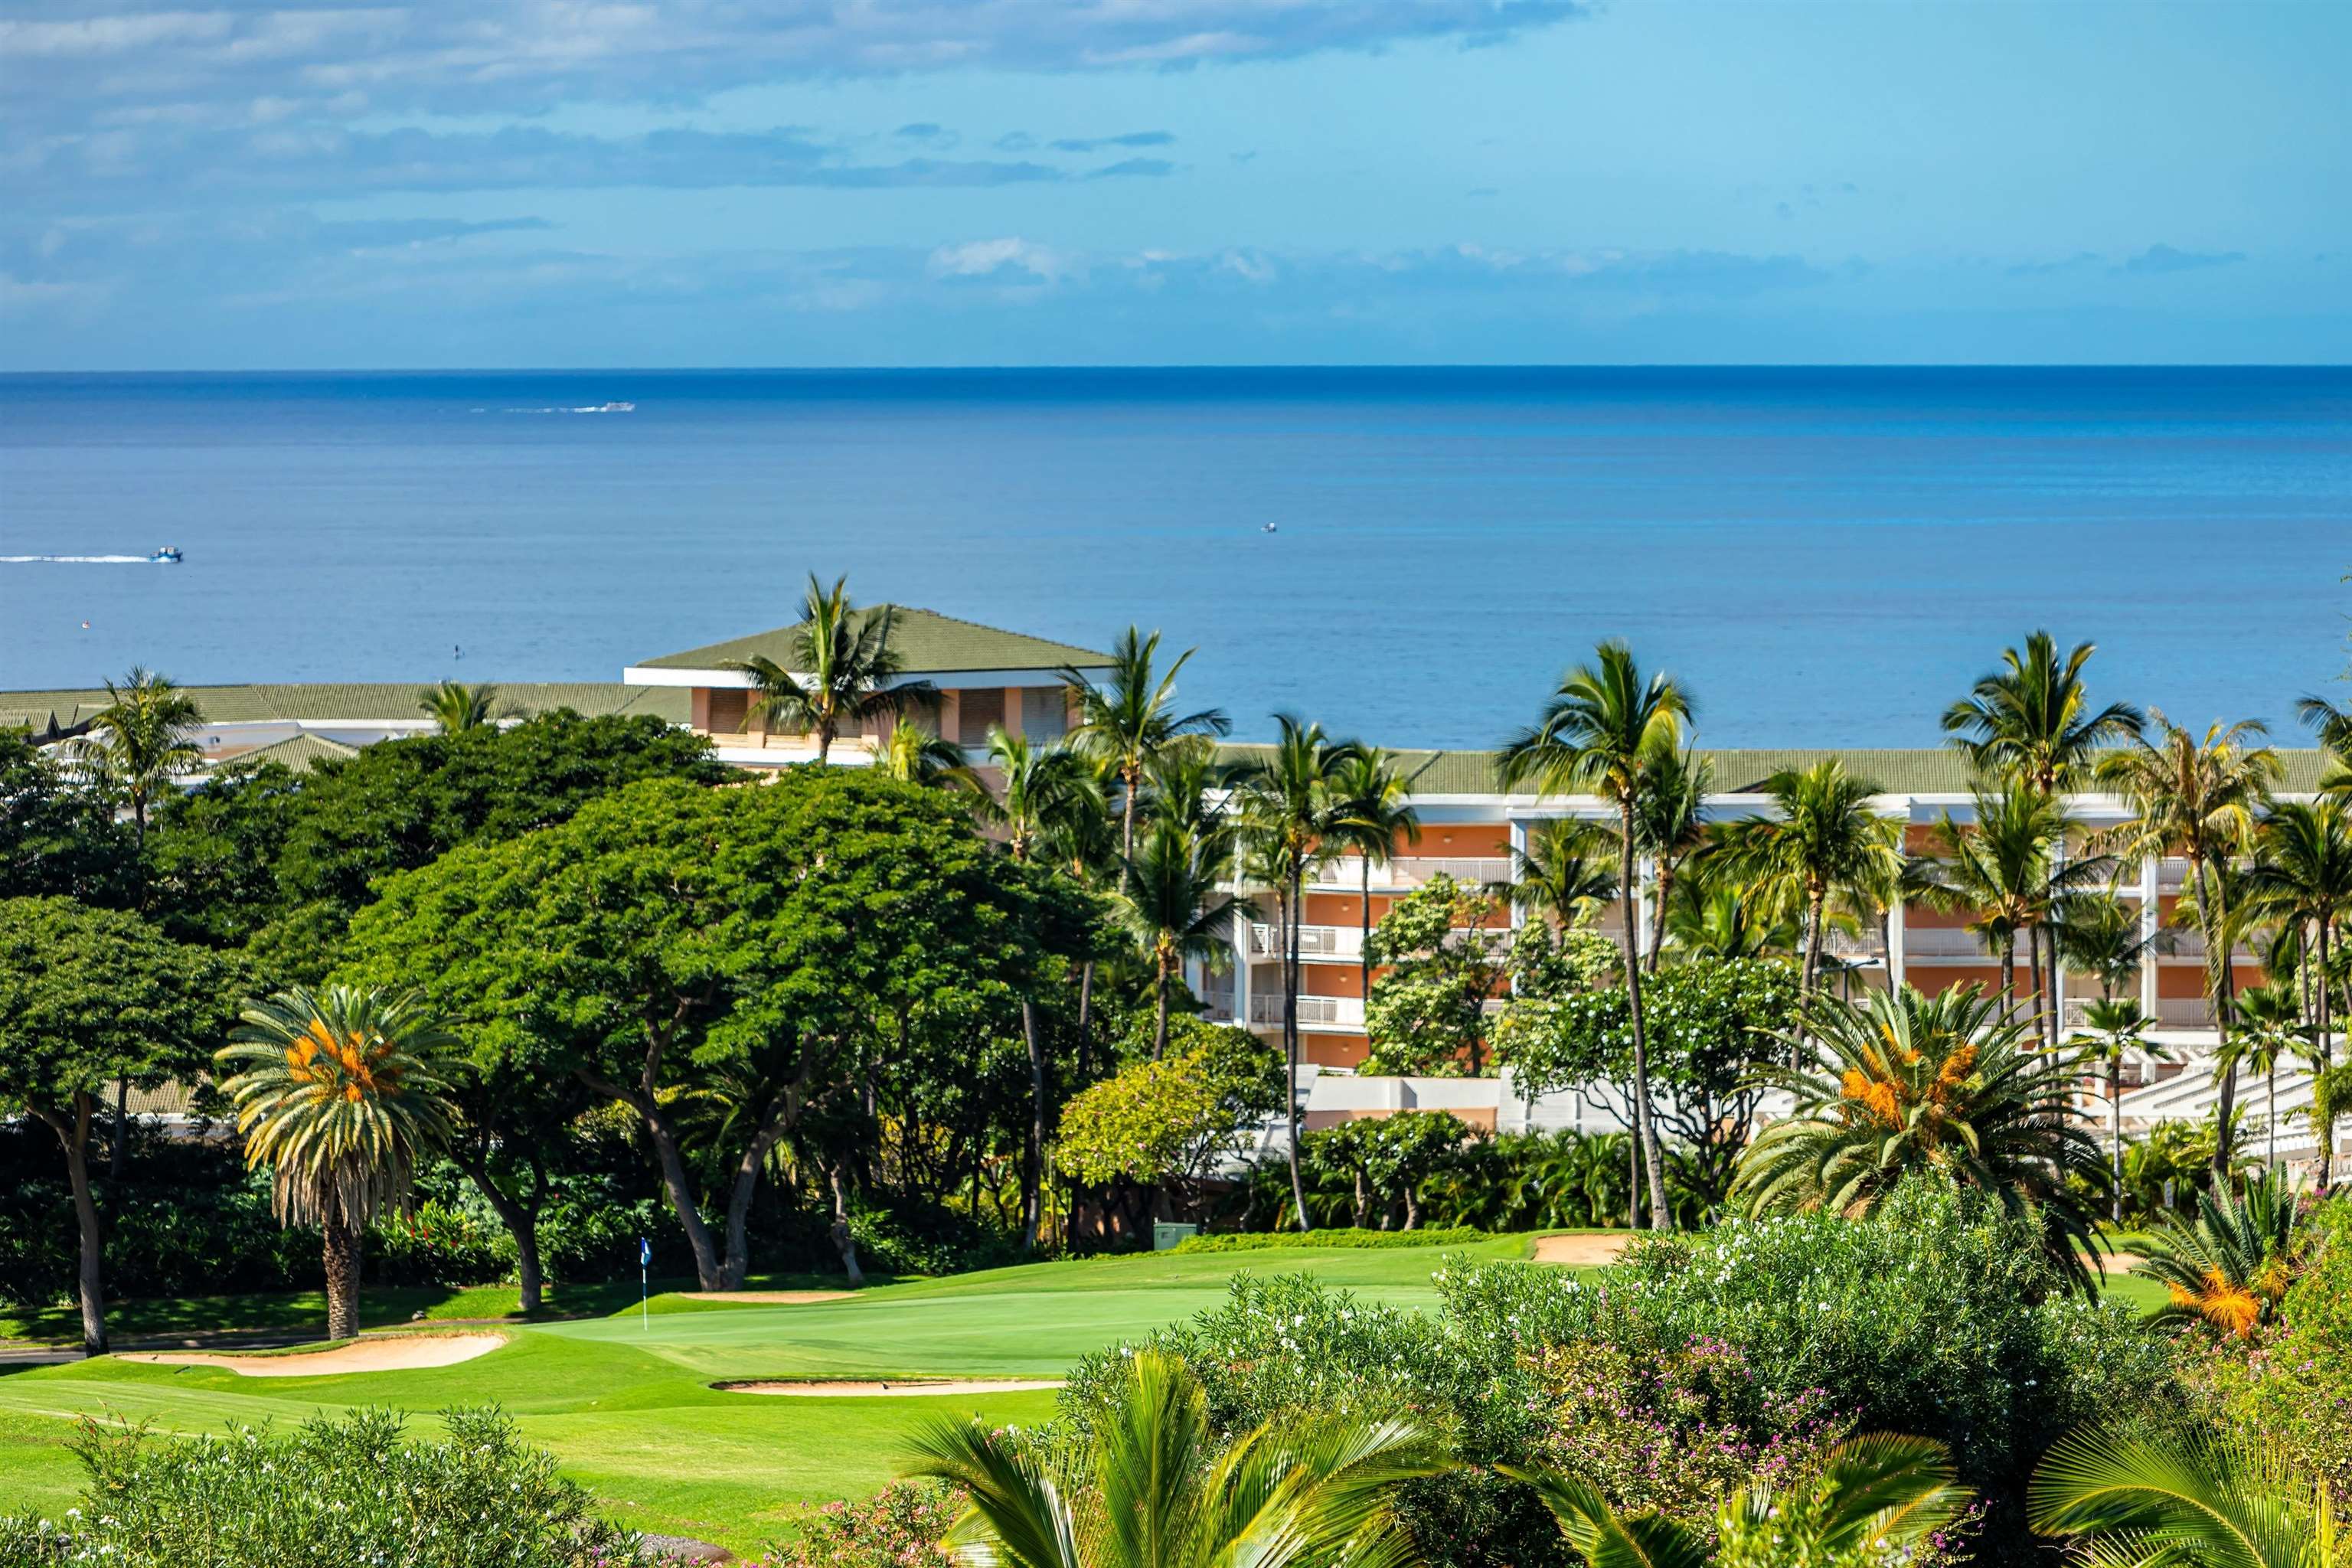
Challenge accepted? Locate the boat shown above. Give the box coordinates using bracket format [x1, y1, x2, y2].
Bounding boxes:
[1261, 522, 1279, 534]
[149, 546, 183, 563]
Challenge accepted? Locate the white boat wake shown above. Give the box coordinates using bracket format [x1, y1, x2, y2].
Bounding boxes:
[0, 554, 161, 564]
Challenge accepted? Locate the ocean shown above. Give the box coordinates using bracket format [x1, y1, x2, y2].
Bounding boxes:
[1, 367, 2345, 750]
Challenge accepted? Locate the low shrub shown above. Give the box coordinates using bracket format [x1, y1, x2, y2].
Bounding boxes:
[1172, 1226, 1486, 1253]
[0, 1406, 665, 1567]
[766, 1481, 959, 1568]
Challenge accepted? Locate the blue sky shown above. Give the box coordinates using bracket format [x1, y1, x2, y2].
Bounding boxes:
[4, 0, 2347, 368]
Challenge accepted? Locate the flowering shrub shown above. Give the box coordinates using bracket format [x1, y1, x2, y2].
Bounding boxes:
[765, 1482, 959, 1568]
[0, 1406, 668, 1567]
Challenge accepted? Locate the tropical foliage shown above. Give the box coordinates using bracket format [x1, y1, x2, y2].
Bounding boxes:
[2133, 1168, 2305, 1339]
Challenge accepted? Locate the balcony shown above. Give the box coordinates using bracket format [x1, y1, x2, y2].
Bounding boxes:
[1248, 992, 1366, 1030]
[1899, 927, 1995, 960]
[1246, 923, 1509, 961]
[1308, 856, 1515, 892]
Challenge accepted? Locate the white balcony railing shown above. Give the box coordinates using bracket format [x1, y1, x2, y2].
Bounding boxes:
[1308, 856, 1515, 891]
[1898, 927, 1994, 960]
[1248, 923, 1364, 960]
[1248, 992, 1366, 1029]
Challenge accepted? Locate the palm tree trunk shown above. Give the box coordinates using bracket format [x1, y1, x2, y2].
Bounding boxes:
[1646, 861, 1672, 975]
[1152, 969, 1170, 1060]
[1619, 805, 1670, 1230]
[2267, 1065, 2278, 1169]
[1119, 765, 1138, 895]
[1285, 874, 1312, 1233]
[1021, 1000, 1045, 1252]
[1801, 890, 1824, 997]
[322, 1196, 361, 1342]
[2320, 921, 2336, 1188]
[1999, 936, 2016, 1020]
[2109, 1063, 2125, 1225]
[815, 719, 833, 766]
[2193, 858, 2239, 1178]
[1626, 1129, 1642, 1230]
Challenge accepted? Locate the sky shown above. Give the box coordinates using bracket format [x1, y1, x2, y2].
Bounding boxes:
[4, 0, 2348, 369]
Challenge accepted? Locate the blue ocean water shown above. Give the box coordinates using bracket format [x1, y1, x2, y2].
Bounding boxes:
[0, 368, 2345, 750]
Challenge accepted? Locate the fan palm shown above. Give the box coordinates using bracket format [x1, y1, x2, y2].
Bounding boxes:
[905, 1348, 1444, 1568]
[724, 575, 936, 765]
[2132, 1167, 2303, 1339]
[1504, 1432, 1969, 1568]
[1707, 760, 1900, 1001]
[2031, 1424, 2347, 1568]
[2096, 714, 2282, 1175]
[1736, 984, 2107, 1285]
[1330, 747, 1423, 1001]
[1942, 629, 2144, 795]
[213, 986, 462, 1340]
[416, 680, 509, 734]
[1511, 817, 1622, 930]
[1633, 749, 1713, 974]
[1119, 820, 1252, 1059]
[2071, 998, 2168, 1223]
[1230, 714, 1363, 1230]
[75, 666, 204, 850]
[1498, 640, 1690, 1230]
[1062, 627, 1230, 892]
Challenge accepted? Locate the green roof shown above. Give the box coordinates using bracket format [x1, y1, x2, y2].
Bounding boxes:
[1, 682, 688, 730]
[1215, 745, 2334, 798]
[211, 733, 361, 773]
[633, 606, 1110, 675]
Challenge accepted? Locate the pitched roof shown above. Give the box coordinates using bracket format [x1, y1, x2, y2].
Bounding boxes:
[211, 733, 361, 773]
[1, 682, 689, 728]
[633, 606, 1110, 675]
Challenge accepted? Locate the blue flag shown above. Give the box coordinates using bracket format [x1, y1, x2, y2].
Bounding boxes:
[640, 1237, 652, 1267]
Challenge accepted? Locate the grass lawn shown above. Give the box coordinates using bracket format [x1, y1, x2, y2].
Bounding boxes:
[0, 1232, 2174, 1553]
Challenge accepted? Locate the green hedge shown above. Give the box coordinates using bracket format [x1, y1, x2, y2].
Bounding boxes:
[1173, 1226, 1487, 1253]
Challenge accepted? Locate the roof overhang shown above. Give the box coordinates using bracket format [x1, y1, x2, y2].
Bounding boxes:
[623, 664, 1111, 690]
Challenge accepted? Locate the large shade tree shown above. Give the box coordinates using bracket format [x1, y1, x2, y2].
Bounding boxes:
[1498, 640, 1690, 1230]
[724, 575, 938, 765]
[0, 897, 239, 1354]
[214, 985, 464, 1341]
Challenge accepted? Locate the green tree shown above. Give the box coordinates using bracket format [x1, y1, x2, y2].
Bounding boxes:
[2220, 981, 2306, 1171]
[2069, 998, 2166, 1223]
[1329, 746, 1423, 1001]
[1511, 816, 1620, 929]
[1054, 1019, 1279, 1223]
[1305, 1109, 1470, 1229]
[724, 575, 938, 764]
[1361, 874, 1507, 1077]
[1062, 626, 1230, 890]
[2298, 693, 2352, 801]
[1661, 873, 1799, 963]
[905, 1349, 1445, 1568]
[1498, 640, 1691, 1230]
[2053, 892, 2173, 1004]
[877, 718, 980, 790]
[0, 897, 238, 1354]
[71, 666, 204, 851]
[1707, 760, 1898, 1002]
[1230, 715, 1364, 1230]
[2131, 1167, 2303, 1339]
[1916, 787, 2105, 1037]
[2030, 1425, 2346, 1567]
[1117, 820, 1250, 1060]
[2246, 799, 2352, 1181]
[1942, 630, 2144, 794]
[1736, 985, 2107, 1286]
[417, 680, 514, 734]
[214, 985, 462, 1341]
[2097, 713, 2282, 1176]
[1634, 748, 1713, 974]
[0, 729, 133, 906]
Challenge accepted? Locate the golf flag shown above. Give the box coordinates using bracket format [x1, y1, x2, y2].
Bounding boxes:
[639, 1237, 650, 1329]
[641, 1237, 652, 1267]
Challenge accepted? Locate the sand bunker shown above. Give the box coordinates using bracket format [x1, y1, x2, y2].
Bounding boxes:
[1532, 1233, 1631, 1266]
[120, 1333, 506, 1377]
[679, 1290, 855, 1305]
[720, 1378, 1064, 1398]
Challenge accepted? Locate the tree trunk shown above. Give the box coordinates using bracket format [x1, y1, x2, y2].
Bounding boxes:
[2193, 858, 2239, 1178]
[1999, 936, 2017, 1021]
[826, 1162, 864, 1286]
[2320, 922, 2336, 1189]
[1118, 766, 1138, 895]
[1647, 861, 1672, 975]
[45, 1094, 109, 1356]
[322, 1197, 361, 1342]
[718, 1093, 796, 1291]
[1620, 805, 1671, 1230]
[1403, 1182, 1420, 1230]
[1351, 1168, 1368, 1227]
[1077, 960, 1096, 1080]
[452, 1148, 546, 1315]
[1152, 972, 1170, 1060]
[1021, 1000, 1045, 1252]
[1626, 1129, 1642, 1230]
[1285, 874, 1312, 1232]
[108, 1080, 129, 1183]
[2109, 1063, 2125, 1225]
[586, 1073, 727, 1290]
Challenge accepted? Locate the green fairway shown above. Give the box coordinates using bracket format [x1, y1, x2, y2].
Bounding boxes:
[0, 1233, 2174, 1553]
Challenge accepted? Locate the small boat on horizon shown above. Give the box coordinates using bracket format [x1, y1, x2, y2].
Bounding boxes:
[150, 546, 183, 563]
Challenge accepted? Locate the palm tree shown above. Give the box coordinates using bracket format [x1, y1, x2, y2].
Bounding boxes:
[724, 575, 936, 765]
[1505, 1433, 1968, 1568]
[2219, 982, 2305, 1171]
[1330, 747, 1423, 1001]
[1942, 629, 2143, 794]
[2053, 892, 2174, 1006]
[1661, 877, 1799, 962]
[76, 667, 204, 850]
[1230, 715, 1363, 1230]
[1633, 749, 1713, 974]
[905, 1349, 1443, 1568]
[1707, 760, 1900, 1001]
[1498, 641, 1690, 1230]
[1917, 787, 2107, 1040]
[2246, 799, 2352, 1167]
[1510, 817, 1622, 930]
[213, 986, 462, 1341]
[2032, 1425, 2344, 1567]
[1736, 985, 2108, 1285]
[2299, 693, 2352, 802]
[2097, 715, 2282, 1177]
[1062, 627, 1230, 892]
[417, 680, 507, 733]
[1119, 820, 1252, 1059]
[2130, 1167, 2304, 1339]
[878, 719, 982, 790]
[2070, 998, 2166, 1224]
[1141, 737, 1233, 842]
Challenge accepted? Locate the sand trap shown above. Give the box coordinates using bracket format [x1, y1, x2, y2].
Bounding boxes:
[720, 1378, 1063, 1398]
[679, 1290, 855, 1305]
[120, 1333, 506, 1377]
[2091, 1252, 2146, 1272]
[1532, 1233, 1631, 1266]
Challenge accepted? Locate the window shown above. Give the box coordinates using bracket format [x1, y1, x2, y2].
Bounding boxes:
[957, 688, 1005, 746]
[1022, 686, 1067, 741]
[704, 689, 750, 733]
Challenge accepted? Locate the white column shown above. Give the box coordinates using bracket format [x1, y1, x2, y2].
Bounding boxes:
[1887, 897, 1907, 991]
[1507, 820, 1527, 929]
[2139, 855, 2161, 1018]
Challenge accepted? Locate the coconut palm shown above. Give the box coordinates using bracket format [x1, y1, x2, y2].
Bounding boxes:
[905, 1348, 1444, 1568]
[1330, 747, 1423, 1001]
[213, 986, 462, 1341]
[2246, 799, 2352, 1150]
[1498, 641, 1690, 1230]
[1662, 876, 1799, 962]
[2096, 714, 2282, 1176]
[1633, 749, 1713, 974]
[1510, 817, 1622, 930]
[1230, 715, 1363, 1230]
[416, 680, 508, 734]
[724, 575, 936, 765]
[2054, 892, 2174, 1005]
[1141, 737, 1234, 844]
[1917, 787, 2109, 1041]
[2070, 998, 2167, 1224]
[1942, 629, 2144, 794]
[1118, 820, 1252, 1060]
[2300, 694, 2352, 802]
[1505, 1432, 1969, 1568]
[2218, 982, 2305, 1171]
[74, 667, 204, 850]
[1707, 759, 1900, 1002]
[1061, 627, 1230, 892]
[879, 719, 981, 791]
[2031, 1424, 2347, 1568]
[1736, 985, 2107, 1285]
[2131, 1167, 2304, 1339]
